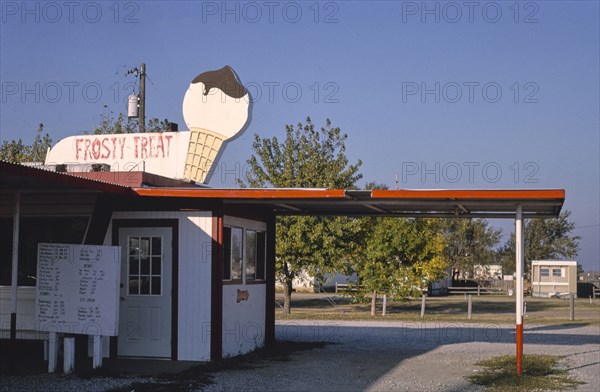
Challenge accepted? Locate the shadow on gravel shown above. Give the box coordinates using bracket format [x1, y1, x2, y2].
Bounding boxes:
[104, 340, 330, 392]
[528, 323, 591, 331]
[3, 323, 597, 391]
[1, 339, 330, 392]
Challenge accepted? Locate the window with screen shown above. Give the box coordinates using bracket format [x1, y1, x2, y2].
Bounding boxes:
[540, 268, 550, 277]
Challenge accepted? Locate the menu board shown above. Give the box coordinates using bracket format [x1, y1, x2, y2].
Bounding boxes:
[35, 243, 121, 336]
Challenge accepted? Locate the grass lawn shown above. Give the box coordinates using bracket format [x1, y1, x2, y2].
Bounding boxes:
[468, 354, 585, 391]
[275, 293, 600, 325]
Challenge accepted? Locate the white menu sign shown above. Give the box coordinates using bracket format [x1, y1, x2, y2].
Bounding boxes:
[35, 243, 121, 336]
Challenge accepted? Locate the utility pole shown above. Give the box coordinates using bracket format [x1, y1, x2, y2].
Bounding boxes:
[139, 63, 146, 133]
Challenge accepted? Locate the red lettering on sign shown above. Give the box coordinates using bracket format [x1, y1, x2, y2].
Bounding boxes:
[84, 139, 91, 160]
[75, 139, 82, 160]
[133, 136, 139, 159]
[92, 139, 101, 160]
[110, 137, 117, 159]
[101, 138, 111, 159]
[164, 134, 173, 157]
[140, 137, 148, 159]
[157, 135, 165, 157]
[118, 137, 125, 160]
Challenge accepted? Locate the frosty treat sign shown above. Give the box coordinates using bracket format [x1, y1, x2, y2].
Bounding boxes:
[44, 65, 251, 184]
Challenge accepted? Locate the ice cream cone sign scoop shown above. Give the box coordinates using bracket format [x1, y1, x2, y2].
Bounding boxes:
[182, 65, 250, 183]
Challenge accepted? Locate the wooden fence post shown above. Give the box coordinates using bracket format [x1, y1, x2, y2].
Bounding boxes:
[468, 295, 472, 320]
[569, 294, 575, 321]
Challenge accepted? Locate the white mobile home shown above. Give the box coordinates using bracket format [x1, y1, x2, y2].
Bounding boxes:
[531, 260, 578, 298]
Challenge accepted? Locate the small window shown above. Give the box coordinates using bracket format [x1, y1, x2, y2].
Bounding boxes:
[223, 227, 231, 280]
[256, 232, 266, 280]
[222, 226, 266, 283]
[245, 230, 257, 280]
[552, 268, 562, 277]
[230, 227, 243, 280]
[540, 268, 550, 277]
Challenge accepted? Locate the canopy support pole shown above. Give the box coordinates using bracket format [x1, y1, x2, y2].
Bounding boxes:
[515, 204, 524, 376]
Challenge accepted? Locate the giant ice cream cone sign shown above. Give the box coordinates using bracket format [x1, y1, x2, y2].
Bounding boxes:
[44, 65, 250, 184]
[182, 65, 250, 183]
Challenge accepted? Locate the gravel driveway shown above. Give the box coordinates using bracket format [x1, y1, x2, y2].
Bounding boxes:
[1, 321, 598, 391]
[203, 320, 600, 392]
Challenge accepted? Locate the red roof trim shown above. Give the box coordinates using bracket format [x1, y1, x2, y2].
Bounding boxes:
[371, 189, 565, 200]
[134, 188, 347, 199]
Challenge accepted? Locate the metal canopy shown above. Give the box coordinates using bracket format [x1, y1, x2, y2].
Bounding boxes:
[134, 188, 565, 218]
[1, 161, 564, 218]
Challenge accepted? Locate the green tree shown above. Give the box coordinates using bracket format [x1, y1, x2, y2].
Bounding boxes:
[352, 217, 447, 314]
[0, 123, 52, 163]
[501, 210, 580, 277]
[442, 218, 503, 282]
[242, 117, 362, 314]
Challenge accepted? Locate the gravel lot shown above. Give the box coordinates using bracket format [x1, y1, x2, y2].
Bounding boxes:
[1, 321, 598, 392]
[204, 321, 600, 392]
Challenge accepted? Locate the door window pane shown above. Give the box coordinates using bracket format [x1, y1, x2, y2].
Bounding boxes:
[151, 237, 162, 256]
[129, 257, 139, 275]
[140, 257, 150, 275]
[140, 276, 150, 294]
[151, 277, 161, 295]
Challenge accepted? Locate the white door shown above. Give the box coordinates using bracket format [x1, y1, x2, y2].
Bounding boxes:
[118, 227, 172, 358]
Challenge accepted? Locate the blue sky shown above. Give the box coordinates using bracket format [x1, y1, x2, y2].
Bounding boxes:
[1, 1, 598, 271]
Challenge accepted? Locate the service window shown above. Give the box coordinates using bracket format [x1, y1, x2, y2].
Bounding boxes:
[0, 216, 89, 286]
